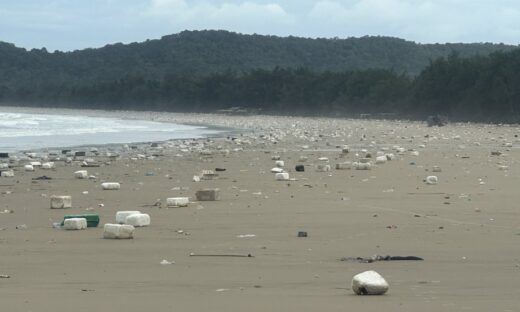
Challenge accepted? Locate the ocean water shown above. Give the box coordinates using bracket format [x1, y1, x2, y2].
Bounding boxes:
[0, 111, 222, 152]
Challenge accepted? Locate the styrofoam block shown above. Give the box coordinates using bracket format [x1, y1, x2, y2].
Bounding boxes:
[316, 164, 331, 172]
[271, 167, 284, 173]
[385, 153, 395, 160]
[195, 188, 220, 201]
[318, 157, 329, 162]
[200, 170, 218, 180]
[24, 164, 35, 171]
[355, 162, 372, 170]
[432, 166, 442, 172]
[0, 163, 9, 169]
[74, 170, 88, 179]
[63, 218, 87, 230]
[42, 162, 55, 169]
[376, 151, 385, 157]
[1, 170, 14, 177]
[30, 161, 41, 167]
[375, 156, 387, 164]
[271, 155, 281, 160]
[50, 195, 72, 209]
[166, 197, 190, 207]
[275, 172, 290, 181]
[275, 160, 285, 168]
[410, 151, 420, 156]
[426, 176, 438, 185]
[116, 211, 141, 224]
[125, 213, 150, 227]
[102, 182, 120, 190]
[335, 162, 352, 170]
[103, 223, 134, 239]
[352, 270, 389, 295]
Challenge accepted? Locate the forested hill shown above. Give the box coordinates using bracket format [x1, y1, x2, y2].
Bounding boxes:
[0, 30, 516, 88]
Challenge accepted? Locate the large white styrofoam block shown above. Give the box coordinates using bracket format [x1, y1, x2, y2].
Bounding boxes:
[1, 170, 14, 177]
[102, 182, 121, 190]
[125, 213, 150, 227]
[103, 223, 134, 239]
[195, 188, 220, 201]
[316, 164, 331, 172]
[166, 197, 190, 207]
[275, 172, 290, 181]
[352, 270, 389, 295]
[116, 211, 141, 224]
[50, 195, 72, 209]
[63, 218, 87, 230]
[24, 164, 35, 171]
[426, 175, 438, 185]
[74, 170, 88, 179]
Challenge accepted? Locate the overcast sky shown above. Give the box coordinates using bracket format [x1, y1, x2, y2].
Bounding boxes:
[1, 0, 519, 51]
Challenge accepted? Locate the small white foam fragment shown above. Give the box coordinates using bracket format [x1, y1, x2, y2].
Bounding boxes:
[63, 218, 87, 230]
[50, 195, 72, 209]
[103, 223, 134, 239]
[375, 156, 387, 164]
[318, 157, 329, 162]
[410, 151, 420, 156]
[30, 161, 41, 167]
[1, 170, 14, 177]
[271, 167, 284, 173]
[275, 172, 290, 181]
[498, 165, 509, 171]
[24, 164, 35, 171]
[316, 164, 331, 172]
[74, 170, 88, 179]
[426, 175, 438, 185]
[432, 166, 442, 172]
[275, 160, 285, 168]
[125, 213, 150, 227]
[116, 211, 141, 224]
[101, 182, 120, 190]
[192, 175, 201, 182]
[160, 259, 174, 265]
[336, 162, 352, 170]
[352, 270, 389, 295]
[167, 197, 190, 207]
[41, 162, 55, 169]
[271, 155, 281, 160]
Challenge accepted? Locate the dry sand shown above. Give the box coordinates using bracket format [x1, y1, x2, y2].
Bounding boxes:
[1, 108, 520, 311]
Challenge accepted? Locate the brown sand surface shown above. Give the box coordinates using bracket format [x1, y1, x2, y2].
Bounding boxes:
[1, 108, 520, 311]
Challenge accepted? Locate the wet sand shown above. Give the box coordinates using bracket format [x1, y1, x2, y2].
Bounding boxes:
[1, 108, 520, 311]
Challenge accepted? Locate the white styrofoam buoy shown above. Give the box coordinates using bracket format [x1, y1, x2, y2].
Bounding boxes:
[0, 170, 14, 177]
[426, 175, 438, 185]
[101, 182, 120, 190]
[352, 270, 389, 295]
[271, 167, 284, 173]
[103, 224, 134, 239]
[42, 162, 55, 169]
[375, 156, 387, 164]
[275, 172, 290, 181]
[116, 211, 141, 224]
[195, 188, 220, 201]
[63, 218, 87, 230]
[50, 195, 72, 209]
[74, 170, 88, 179]
[166, 197, 190, 207]
[125, 213, 150, 227]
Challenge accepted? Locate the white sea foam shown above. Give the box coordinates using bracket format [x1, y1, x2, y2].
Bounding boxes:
[0, 111, 222, 152]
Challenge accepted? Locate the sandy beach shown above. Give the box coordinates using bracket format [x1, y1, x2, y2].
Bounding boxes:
[1, 107, 520, 311]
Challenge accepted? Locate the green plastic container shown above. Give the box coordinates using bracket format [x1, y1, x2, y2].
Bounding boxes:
[61, 214, 100, 228]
